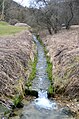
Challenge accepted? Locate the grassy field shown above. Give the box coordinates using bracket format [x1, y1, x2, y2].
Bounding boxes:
[0, 21, 27, 36]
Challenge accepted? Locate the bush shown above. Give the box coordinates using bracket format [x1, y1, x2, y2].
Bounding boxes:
[9, 19, 19, 25]
[13, 94, 23, 108]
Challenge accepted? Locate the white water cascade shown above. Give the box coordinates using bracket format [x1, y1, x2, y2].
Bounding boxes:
[34, 90, 57, 110]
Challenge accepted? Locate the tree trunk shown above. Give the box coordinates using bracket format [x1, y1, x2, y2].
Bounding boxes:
[66, 23, 70, 29]
[47, 26, 52, 35]
[54, 27, 57, 34]
[66, 2, 74, 30]
[51, 25, 58, 34]
[1, 0, 5, 20]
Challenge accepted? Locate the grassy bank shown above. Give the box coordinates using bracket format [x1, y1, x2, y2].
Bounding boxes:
[36, 35, 54, 95]
[26, 53, 38, 89]
[28, 54, 38, 81]
[0, 21, 27, 36]
[12, 53, 38, 108]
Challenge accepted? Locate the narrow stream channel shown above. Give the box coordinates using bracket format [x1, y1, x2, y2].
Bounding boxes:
[0, 36, 75, 119]
[20, 36, 74, 119]
[32, 35, 57, 110]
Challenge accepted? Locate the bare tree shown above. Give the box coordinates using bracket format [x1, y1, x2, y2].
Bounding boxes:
[65, 1, 74, 29]
[59, 0, 74, 29]
[1, 0, 5, 20]
[29, 0, 60, 34]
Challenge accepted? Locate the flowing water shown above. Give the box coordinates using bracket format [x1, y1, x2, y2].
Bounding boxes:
[20, 36, 74, 119]
[32, 35, 50, 92]
[0, 36, 75, 119]
[0, 103, 9, 119]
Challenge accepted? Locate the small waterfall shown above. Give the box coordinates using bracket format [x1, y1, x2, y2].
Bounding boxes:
[38, 90, 47, 98]
[34, 90, 57, 110]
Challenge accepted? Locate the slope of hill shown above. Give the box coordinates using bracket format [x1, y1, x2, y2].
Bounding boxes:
[0, 0, 28, 23]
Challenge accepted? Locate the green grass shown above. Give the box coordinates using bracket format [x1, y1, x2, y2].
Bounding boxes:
[13, 94, 23, 108]
[28, 55, 38, 81]
[46, 56, 52, 82]
[0, 21, 9, 25]
[0, 21, 27, 36]
[44, 47, 53, 94]
[26, 54, 38, 89]
[48, 85, 53, 94]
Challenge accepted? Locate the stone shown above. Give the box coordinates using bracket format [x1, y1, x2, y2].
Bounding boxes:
[25, 89, 38, 98]
[15, 23, 31, 28]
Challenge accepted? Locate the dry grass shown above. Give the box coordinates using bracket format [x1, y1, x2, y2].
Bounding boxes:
[41, 25, 79, 98]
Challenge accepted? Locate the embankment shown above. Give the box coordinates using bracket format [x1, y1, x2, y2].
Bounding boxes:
[0, 30, 36, 104]
[40, 26, 79, 99]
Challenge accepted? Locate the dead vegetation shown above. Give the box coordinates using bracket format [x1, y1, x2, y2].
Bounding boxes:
[0, 30, 36, 102]
[40, 26, 79, 99]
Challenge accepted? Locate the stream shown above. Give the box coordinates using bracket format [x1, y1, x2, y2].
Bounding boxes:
[20, 36, 74, 119]
[0, 36, 75, 119]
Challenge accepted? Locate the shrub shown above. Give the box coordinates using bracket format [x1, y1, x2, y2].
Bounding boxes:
[9, 19, 19, 25]
[13, 94, 23, 108]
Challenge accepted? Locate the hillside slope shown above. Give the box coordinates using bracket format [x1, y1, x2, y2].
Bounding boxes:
[0, 0, 27, 23]
[41, 26, 79, 98]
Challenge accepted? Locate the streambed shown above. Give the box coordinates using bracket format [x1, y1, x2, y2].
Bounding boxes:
[0, 36, 75, 119]
[20, 36, 74, 119]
